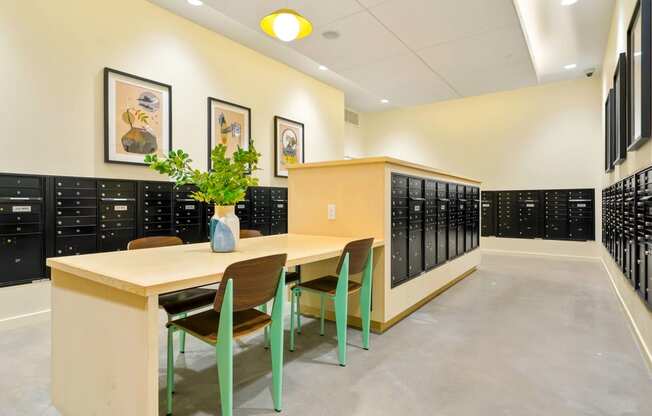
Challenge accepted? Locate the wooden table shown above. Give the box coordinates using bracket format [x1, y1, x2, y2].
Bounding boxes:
[46, 233, 384, 416]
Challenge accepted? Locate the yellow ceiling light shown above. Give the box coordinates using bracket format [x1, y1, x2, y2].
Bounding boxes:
[260, 9, 312, 42]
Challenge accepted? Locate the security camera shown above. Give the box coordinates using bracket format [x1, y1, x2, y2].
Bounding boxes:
[584, 68, 596, 78]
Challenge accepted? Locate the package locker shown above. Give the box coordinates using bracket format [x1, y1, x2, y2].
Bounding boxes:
[235, 188, 251, 230]
[174, 184, 204, 244]
[636, 169, 652, 303]
[497, 191, 518, 238]
[408, 177, 424, 278]
[250, 186, 271, 236]
[517, 190, 542, 238]
[0, 174, 46, 286]
[424, 180, 438, 270]
[481, 191, 497, 236]
[436, 181, 449, 265]
[139, 181, 174, 237]
[391, 174, 409, 287]
[622, 179, 637, 285]
[471, 187, 480, 249]
[447, 183, 458, 259]
[270, 187, 288, 235]
[543, 190, 569, 240]
[568, 189, 595, 242]
[97, 180, 137, 252]
[464, 186, 473, 251]
[53, 176, 97, 257]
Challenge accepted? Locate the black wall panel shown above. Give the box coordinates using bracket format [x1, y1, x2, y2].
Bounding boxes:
[0, 171, 289, 287]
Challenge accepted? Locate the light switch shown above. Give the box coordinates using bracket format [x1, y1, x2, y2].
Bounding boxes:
[327, 204, 336, 220]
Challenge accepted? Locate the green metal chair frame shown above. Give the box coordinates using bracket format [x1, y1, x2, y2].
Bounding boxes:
[289, 239, 374, 366]
[165, 255, 287, 416]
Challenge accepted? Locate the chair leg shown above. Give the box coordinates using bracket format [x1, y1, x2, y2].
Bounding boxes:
[334, 292, 348, 367]
[270, 269, 285, 412]
[166, 326, 174, 415]
[289, 288, 296, 352]
[296, 289, 302, 334]
[319, 293, 325, 336]
[261, 303, 269, 349]
[216, 279, 234, 416]
[178, 313, 187, 353]
[360, 248, 373, 350]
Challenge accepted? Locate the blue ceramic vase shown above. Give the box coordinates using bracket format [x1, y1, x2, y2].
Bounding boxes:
[209, 205, 240, 253]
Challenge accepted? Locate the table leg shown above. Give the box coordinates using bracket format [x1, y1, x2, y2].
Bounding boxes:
[51, 270, 159, 416]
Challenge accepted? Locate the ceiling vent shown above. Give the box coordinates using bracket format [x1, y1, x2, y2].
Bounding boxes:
[345, 109, 359, 126]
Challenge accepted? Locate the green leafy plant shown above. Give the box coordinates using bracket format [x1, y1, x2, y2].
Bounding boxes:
[145, 143, 260, 206]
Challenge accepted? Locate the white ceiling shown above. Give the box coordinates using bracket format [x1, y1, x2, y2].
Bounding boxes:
[148, 0, 614, 112]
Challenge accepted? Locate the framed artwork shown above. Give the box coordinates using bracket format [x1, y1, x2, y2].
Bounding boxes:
[605, 93, 611, 173]
[104, 68, 172, 165]
[609, 88, 617, 171]
[613, 52, 627, 166]
[207, 97, 251, 169]
[274, 116, 305, 178]
[627, 0, 651, 150]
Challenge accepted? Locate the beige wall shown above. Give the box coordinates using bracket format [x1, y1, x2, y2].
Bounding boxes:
[0, 0, 345, 187]
[357, 78, 603, 256]
[600, 0, 652, 363]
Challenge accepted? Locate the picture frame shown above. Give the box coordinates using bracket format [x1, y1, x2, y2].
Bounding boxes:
[207, 97, 251, 170]
[274, 116, 305, 178]
[609, 88, 617, 171]
[627, 0, 651, 150]
[613, 52, 627, 165]
[104, 68, 172, 166]
[605, 93, 612, 173]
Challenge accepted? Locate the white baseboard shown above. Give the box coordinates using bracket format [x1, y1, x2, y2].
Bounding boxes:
[0, 309, 50, 324]
[481, 248, 600, 261]
[599, 257, 652, 367]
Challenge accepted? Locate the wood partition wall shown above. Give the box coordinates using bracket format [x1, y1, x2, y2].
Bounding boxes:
[288, 157, 482, 333]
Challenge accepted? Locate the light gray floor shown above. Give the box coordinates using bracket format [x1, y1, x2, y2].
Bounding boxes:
[1, 253, 651, 416]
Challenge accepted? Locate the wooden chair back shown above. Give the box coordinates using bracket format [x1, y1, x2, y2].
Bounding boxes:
[240, 229, 263, 239]
[127, 236, 183, 250]
[336, 238, 374, 275]
[214, 254, 287, 313]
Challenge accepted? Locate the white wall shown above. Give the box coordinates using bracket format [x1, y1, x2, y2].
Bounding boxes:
[358, 78, 603, 257]
[0, 0, 345, 187]
[600, 0, 652, 363]
[0, 0, 346, 320]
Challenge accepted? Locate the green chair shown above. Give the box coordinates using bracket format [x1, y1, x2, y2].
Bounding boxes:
[165, 253, 287, 416]
[289, 238, 374, 366]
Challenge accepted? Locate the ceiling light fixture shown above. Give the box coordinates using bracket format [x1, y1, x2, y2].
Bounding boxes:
[260, 9, 312, 42]
[564, 63, 577, 69]
[380, 99, 389, 104]
[561, 0, 578, 6]
[187, 0, 203, 6]
[318, 65, 328, 71]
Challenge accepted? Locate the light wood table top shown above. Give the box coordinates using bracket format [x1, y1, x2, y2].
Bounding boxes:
[46, 233, 384, 297]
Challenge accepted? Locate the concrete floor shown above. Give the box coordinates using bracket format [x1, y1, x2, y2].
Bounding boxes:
[1, 253, 651, 416]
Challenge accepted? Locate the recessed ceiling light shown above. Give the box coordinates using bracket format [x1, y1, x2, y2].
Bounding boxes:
[380, 99, 389, 104]
[187, 0, 203, 6]
[561, 0, 578, 6]
[322, 30, 340, 40]
[564, 63, 577, 70]
[318, 65, 328, 71]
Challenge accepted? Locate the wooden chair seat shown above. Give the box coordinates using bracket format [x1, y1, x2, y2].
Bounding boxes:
[297, 275, 361, 295]
[168, 308, 271, 344]
[158, 287, 217, 316]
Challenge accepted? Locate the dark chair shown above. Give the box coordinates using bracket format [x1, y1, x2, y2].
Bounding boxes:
[240, 229, 263, 239]
[127, 236, 216, 353]
[289, 238, 374, 366]
[166, 254, 287, 416]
